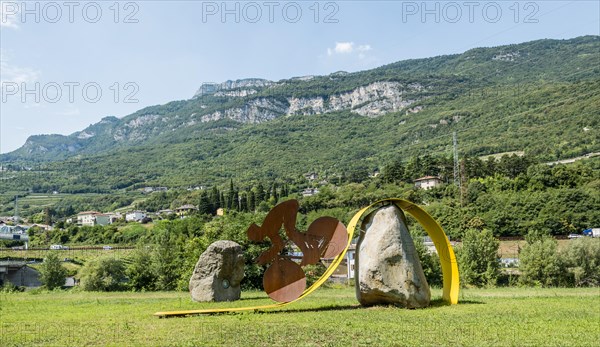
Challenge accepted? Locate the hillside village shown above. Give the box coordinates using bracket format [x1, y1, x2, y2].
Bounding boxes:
[0, 171, 493, 290]
[1, 174, 444, 233]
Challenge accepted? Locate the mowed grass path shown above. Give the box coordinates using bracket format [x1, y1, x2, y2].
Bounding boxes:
[1, 287, 598, 346]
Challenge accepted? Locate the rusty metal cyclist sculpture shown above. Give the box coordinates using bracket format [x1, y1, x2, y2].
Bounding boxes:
[247, 199, 348, 302]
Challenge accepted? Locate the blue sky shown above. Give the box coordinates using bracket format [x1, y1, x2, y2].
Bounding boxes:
[1, 0, 598, 153]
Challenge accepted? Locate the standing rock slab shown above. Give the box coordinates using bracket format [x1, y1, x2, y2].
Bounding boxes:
[189, 240, 245, 302]
[356, 205, 431, 308]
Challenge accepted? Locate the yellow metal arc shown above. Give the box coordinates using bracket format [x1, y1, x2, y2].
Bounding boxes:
[153, 198, 458, 317]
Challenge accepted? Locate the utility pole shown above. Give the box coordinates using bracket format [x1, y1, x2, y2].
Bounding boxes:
[460, 159, 468, 207]
[453, 131, 460, 188]
[14, 196, 19, 222]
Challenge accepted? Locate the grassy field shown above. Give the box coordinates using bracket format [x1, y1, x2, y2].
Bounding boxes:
[0, 248, 134, 277]
[1, 287, 598, 346]
[0, 248, 133, 262]
[0, 191, 146, 217]
[0, 193, 98, 217]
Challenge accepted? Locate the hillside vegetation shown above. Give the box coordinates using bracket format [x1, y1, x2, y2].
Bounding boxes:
[0, 36, 598, 194]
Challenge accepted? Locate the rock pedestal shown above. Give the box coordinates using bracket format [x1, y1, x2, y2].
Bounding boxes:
[189, 240, 245, 302]
[356, 205, 430, 308]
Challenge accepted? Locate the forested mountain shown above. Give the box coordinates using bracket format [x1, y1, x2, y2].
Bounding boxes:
[1, 36, 598, 193]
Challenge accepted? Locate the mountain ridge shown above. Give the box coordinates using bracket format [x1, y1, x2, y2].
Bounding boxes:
[4, 35, 597, 162]
[1, 35, 598, 194]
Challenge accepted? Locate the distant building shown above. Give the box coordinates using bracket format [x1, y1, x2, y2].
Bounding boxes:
[77, 211, 117, 226]
[77, 211, 102, 227]
[106, 213, 122, 224]
[302, 188, 319, 197]
[500, 258, 520, 268]
[126, 211, 147, 222]
[414, 176, 443, 190]
[304, 172, 318, 181]
[186, 186, 205, 191]
[158, 209, 174, 215]
[143, 187, 168, 194]
[94, 214, 112, 226]
[0, 261, 41, 288]
[64, 276, 77, 288]
[0, 225, 28, 234]
[31, 224, 53, 231]
[175, 205, 198, 216]
[322, 243, 357, 281]
[369, 169, 380, 178]
[216, 208, 225, 216]
[0, 216, 11, 223]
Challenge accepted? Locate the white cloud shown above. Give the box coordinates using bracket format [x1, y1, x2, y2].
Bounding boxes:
[0, 2, 20, 29]
[357, 45, 372, 52]
[326, 42, 373, 60]
[334, 42, 355, 54]
[0, 52, 40, 85]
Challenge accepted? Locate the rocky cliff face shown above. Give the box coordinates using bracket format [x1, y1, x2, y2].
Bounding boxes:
[193, 78, 273, 98]
[13, 80, 423, 158]
[200, 81, 424, 123]
[200, 98, 287, 124]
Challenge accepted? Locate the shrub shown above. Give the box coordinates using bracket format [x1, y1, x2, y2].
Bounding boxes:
[1, 282, 23, 293]
[519, 233, 568, 287]
[152, 235, 182, 291]
[39, 252, 67, 290]
[80, 257, 127, 291]
[457, 229, 500, 287]
[304, 263, 326, 287]
[562, 237, 600, 287]
[126, 247, 157, 291]
[411, 231, 443, 287]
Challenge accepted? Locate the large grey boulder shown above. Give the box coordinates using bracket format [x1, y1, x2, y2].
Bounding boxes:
[189, 240, 245, 302]
[356, 205, 430, 308]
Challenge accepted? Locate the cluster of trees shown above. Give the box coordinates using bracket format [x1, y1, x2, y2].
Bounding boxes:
[382, 153, 534, 184]
[36, 222, 599, 292]
[457, 229, 600, 288]
[519, 233, 600, 287]
[72, 214, 269, 291]
[137, 180, 294, 215]
[21, 157, 599, 250]
[197, 180, 292, 214]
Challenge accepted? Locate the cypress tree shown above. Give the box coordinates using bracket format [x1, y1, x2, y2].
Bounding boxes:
[255, 183, 265, 204]
[247, 190, 256, 212]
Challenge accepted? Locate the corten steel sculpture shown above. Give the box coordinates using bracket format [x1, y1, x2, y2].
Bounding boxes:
[154, 198, 459, 317]
[247, 199, 348, 302]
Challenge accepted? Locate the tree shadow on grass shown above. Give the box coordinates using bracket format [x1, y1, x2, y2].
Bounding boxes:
[162, 300, 486, 318]
[255, 299, 485, 314]
[428, 298, 485, 307]
[257, 304, 362, 314]
[238, 294, 275, 301]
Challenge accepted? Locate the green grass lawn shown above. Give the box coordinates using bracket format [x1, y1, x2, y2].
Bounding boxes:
[1, 287, 598, 346]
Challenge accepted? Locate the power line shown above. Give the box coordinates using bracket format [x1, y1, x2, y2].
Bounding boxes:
[453, 131, 460, 187]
